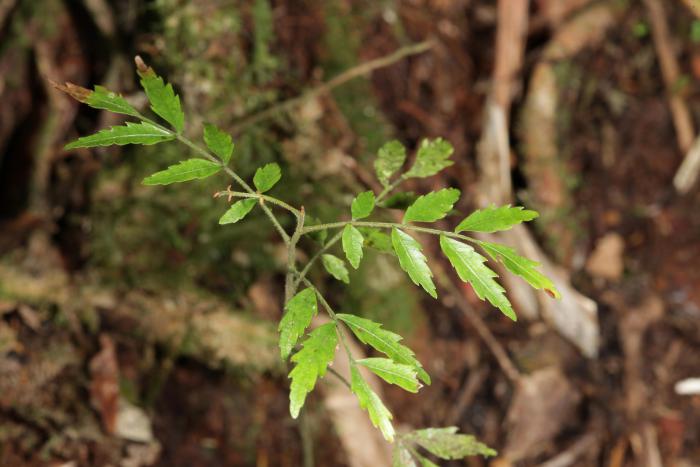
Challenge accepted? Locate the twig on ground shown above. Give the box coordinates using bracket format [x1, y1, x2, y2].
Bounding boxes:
[232, 40, 433, 134]
[643, 0, 700, 192]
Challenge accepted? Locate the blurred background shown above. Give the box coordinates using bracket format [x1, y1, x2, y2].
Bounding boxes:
[1, 0, 699, 465]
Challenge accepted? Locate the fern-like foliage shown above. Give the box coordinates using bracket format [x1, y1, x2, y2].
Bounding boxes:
[58, 58, 562, 464]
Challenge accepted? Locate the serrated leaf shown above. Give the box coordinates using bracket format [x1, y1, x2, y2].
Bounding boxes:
[203, 123, 234, 164]
[321, 254, 349, 284]
[440, 236, 516, 321]
[404, 138, 454, 179]
[65, 122, 173, 149]
[336, 313, 430, 385]
[288, 323, 337, 418]
[375, 140, 406, 187]
[278, 288, 318, 359]
[358, 358, 420, 392]
[351, 191, 375, 219]
[219, 199, 256, 225]
[342, 225, 364, 269]
[54, 82, 140, 117]
[359, 228, 395, 255]
[136, 59, 185, 133]
[143, 158, 221, 185]
[455, 205, 538, 233]
[253, 162, 281, 193]
[350, 365, 395, 441]
[391, 228, 436, 298]
[407, 427, 497, 459]
[393, 444, 417, 467]
[478, 241, 560, 298]
[403, 188, 460, 223]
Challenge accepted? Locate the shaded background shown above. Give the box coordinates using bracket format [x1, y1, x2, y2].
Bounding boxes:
[0, 0, 699, 465]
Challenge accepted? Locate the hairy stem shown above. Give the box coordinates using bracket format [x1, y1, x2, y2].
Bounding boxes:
[214, 189, 303, 217]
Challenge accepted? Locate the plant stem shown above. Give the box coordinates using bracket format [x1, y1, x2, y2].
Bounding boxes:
[292, 230, 343, 290]
[285, 209, 306, 302]
[215, 189, 302, 217]
[375, 177, 404, 204]
[301, 220, 479, 244]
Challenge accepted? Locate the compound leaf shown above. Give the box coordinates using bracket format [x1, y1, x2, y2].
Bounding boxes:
[322, 254, 350, 284]
[440, 236, 516, 321]
[406, 427, 496, 459]
[136, 58, 185, 133]
[143, 158, 221, 185]
[375, 140, 406, 187]
[253, 162, 282, 193]
[404, 138, 454, 179]
[391, 228, 436, 298]
[336, 313, 430, 385]
[351, 191, 375, 219]
[279, 288, 318, 360]
[358, 358, 420, 393]
[288, 323, 337, 418]
[203, 123, 234, 164]
[455, 205, 538, 233]
[478, 240, 560, 298]
[342, 225, 364, 269]
[403, 188, 460, 223]
[219, 199, 257, 225]
[351, 366, 395, 441]
[65, 122, 173, 149]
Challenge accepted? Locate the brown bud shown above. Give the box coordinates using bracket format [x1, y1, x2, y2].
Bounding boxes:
[50, 81, 92, 103]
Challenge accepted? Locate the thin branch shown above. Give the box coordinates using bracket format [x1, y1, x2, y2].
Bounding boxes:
[301, 220, 479, 245]
[232, 40, 434, 133]
[214, 189, 303, 218]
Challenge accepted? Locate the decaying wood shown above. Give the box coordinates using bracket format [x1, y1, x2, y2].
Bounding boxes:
[641, 0, 700, 193]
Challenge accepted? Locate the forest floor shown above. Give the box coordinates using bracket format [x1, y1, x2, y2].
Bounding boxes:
[0, 0, 699, 466]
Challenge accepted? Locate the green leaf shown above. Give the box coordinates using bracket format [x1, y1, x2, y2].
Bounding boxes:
[321, 254, 350, 284]
[350, 366, 395, 441]
[64, 122, 173, 149]
[143, 158, 221, 185]
[342, 225, 364, 269]
[404, 138, 454, 179]
[219, 199, 257, 225]
[288, 323, 337, 418]
[137, 60, 185, 133]
[253, 162, 282, 193]
[455, 205, 538, 233]
[336, 313, 430, 385]
[440, 236, 516, 321]
[407, 427, 497, 459]
[359, 228, 394, 255]
[278, 288, 318, 360]
[416, 457, 439, 467]
[203, 123, 234, 164]
[403, 188, 460, 223]
[375, 140, 406, 187]
[357, 358, 420, 393]
[478, 240, 560, 298]
[393, 444, 418, 467]
[391, 228, 436, 299]
[54, 82, 140, 117]
[351, 191, 375, 219]
[382, 192, 419, 210]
